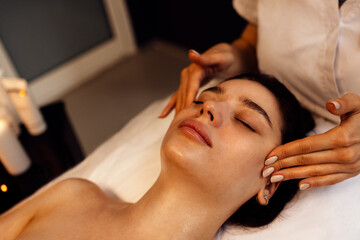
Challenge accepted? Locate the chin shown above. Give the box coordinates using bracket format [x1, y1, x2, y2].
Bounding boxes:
[161, 131, 209, 175]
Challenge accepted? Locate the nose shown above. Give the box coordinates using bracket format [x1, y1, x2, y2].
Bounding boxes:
[200, 101, 222, 127]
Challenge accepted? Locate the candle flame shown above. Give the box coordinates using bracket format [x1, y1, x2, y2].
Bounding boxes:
[1, 184, 7, 192]
[19, 90, 27, 97]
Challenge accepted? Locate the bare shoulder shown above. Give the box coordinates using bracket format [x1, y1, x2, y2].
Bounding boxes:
[42, 178, 107, 209]
[51, 178, 103, 196]
[0, 178, 102, 240]
[0, 178, 103, 218]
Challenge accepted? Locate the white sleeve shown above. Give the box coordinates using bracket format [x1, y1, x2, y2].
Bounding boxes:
[232, 0, 258, 25]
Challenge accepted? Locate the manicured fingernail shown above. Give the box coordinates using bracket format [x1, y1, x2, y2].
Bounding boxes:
[330, 100, 340, 110]
[299, 183, 310, 190]
[262, 167, 274, 178]
[270, 175, 284, 183]
[265, 156, 278, 165]
[158, 112, 165, 118]
[189, 49, 200, 55]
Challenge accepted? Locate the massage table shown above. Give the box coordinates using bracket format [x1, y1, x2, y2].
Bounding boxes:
[44, 81, 360, 239]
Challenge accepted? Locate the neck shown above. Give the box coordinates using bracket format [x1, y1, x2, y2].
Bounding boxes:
[122, 172, 238, 240]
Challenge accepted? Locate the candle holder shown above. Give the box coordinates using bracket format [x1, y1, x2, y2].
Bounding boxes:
[1, 77, 47, 136]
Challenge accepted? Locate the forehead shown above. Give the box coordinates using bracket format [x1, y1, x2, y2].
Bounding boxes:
[218, 79, 274, 98]
[217, 79, 283, 134]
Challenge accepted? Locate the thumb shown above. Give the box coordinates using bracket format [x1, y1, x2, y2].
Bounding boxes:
[188, 49, 222, 67]
[326, 93, 360, 118]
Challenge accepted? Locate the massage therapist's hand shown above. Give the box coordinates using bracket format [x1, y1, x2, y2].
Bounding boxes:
[159, 43, 242, 118]
[262, 93, 360, 190]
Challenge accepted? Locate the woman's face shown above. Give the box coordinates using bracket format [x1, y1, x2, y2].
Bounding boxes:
[161, 79, 283, 201]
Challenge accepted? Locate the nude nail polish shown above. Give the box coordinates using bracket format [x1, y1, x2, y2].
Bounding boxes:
[189, 49, 200, 55]
[270, 175, 284, 183]
[299, 183, 310, 190]
[262, 167, 274, 178]
[265, 156, 278, 165]
[330, 100, 340, 110]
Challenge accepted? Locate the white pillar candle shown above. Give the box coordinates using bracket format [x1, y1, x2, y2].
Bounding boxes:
[0, 106, 20, 136]
[2, 78, 47, 136]
[0, 119, 31, 175]
[0, 71, 20, 129]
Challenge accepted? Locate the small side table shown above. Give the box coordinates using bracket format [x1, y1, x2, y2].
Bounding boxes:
[0, 101, 84, 213]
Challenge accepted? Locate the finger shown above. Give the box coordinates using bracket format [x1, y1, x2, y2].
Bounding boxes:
[263, 150, 337, 177]
[266, 130, 341, 161]
[176, 87, 184, 114]
[298, 172, 359, 190]
[263, 143, 360, 175]
[180, 64, 205, 111]
[177, 68, 191, 113]
[268, 94, 360, 165]
[184, 66, 206, 108]
[188, 49, 226, 67]
[159, 92, 177, 118]
[326, 92, 360, 117]
[269, 162, 360, 183]
[188, 49, 202, 63]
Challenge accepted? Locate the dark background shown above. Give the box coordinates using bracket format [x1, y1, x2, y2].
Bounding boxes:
[0, 102, 84, 213]
[125, 0, 247, 52]
[0, 0, 247, 82]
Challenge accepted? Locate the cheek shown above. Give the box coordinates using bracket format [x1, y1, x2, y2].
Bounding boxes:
[217, 130, 266, 162]
[213, 130, 271, 184]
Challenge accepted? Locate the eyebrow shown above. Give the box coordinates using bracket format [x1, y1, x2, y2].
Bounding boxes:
[240, 98, 273, 128]
[202, 86, 223, 95]
[202, 85, 273, 128]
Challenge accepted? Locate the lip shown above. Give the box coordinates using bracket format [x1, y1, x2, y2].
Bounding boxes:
[178, 119, 212, 147]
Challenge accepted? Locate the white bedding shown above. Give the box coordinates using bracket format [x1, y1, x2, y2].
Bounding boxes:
[49, 89, 360, 239]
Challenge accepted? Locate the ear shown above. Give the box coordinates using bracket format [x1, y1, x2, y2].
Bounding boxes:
[257, 181, 281, 206]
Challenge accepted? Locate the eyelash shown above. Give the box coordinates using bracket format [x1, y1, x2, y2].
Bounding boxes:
[193, 101, 256, 132]
[234, 118, 256, 132]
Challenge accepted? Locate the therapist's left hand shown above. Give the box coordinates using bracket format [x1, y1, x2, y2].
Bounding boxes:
[262, 93, 360, 190]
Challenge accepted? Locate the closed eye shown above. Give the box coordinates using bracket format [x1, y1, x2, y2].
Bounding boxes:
[235, 117, 256, 132]
[193, 101, 204, 104]
[194, 101, 255, 132]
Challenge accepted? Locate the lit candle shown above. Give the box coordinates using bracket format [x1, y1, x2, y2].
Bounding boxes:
[0, 119, 31, 175]
[2, 78, 47, 136]
[1, 184, 7, 192]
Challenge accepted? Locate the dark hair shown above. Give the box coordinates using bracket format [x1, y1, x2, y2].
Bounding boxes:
[224, 73, 315, 228]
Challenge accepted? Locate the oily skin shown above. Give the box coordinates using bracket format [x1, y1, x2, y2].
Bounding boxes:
[126, 79, 284, 239]
[161, 79, 283, 205]
[1, 79, 284, 240]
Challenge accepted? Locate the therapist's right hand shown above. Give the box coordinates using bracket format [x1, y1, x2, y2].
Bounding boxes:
[158, 43, 239, 118]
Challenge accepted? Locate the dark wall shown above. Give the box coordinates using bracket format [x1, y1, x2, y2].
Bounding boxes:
[126, 0, 247, 52]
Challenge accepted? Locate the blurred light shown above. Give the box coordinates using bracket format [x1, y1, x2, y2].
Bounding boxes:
[1, 184, 7, 192]
[0, 119, 6, 128]
[19, 90, 27, 97]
